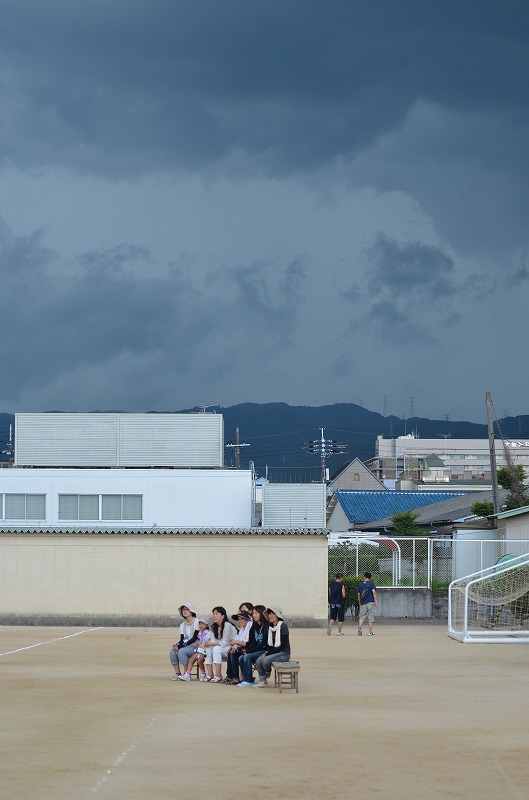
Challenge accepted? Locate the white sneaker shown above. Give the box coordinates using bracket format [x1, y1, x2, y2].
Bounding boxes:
[177, 673, 191, 681]
[368, 632, 374, 636]
[337, 632, 345, 636]
[210, 676, 221, 683]
[170, 674, 181, 681]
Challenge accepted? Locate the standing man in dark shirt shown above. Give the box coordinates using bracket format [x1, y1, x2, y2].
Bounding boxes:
[328, 573, 347, 636]
[357, 572, 378, 636]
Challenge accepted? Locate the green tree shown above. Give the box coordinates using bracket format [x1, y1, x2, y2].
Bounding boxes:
[497, 465, 529, 510]
[390, 510, 423, 537]
[471, 500, 494, 517]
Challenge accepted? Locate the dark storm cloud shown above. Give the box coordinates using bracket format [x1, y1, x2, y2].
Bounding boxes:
[364, 300, 432, 345]
[510, 261, 529, 287]
[365, 234, 456, 298]
[0, 1, 528, 418]
[341, 234, 460, 342]
[1, 1, 528, 177]
[219, 257, 304, 346]
[0, 217, 53, 286]
[0, 214, 301, 404]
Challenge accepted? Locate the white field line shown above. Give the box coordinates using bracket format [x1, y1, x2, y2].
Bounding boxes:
[0, 627, 103, 656]
[87, 707, 168, 794]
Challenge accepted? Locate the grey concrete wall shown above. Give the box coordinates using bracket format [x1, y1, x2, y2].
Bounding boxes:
[431, 593, 449, 620]
[377, 589, 432, 619]
[376, 589, 448, 620]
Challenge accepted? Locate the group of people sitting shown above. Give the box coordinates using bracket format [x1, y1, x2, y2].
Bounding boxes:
[169, 601, 291, 688]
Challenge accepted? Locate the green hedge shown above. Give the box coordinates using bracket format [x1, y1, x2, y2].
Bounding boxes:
[328, 576, 362, 618]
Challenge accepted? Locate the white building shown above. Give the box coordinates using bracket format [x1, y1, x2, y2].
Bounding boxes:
[0, 467, 253, 529]
[4, 412, 326, 530]
[368, 434, 529, 483]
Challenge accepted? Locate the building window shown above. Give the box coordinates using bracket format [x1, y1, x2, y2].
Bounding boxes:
[102, 494, 142, 520]
[4, 494, 46, 520]
[59, 494, 142, 521]
[59, 494, 99, 521]
[102, 495, 121, 520]
[122, 495, 142, 520]
[354, 473, 360, 481]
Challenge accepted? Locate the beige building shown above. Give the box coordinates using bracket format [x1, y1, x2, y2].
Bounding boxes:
[0, 527, 328, 626]
[327, 458, 385, 494]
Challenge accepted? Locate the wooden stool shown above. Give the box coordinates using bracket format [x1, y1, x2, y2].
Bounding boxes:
[271, 660, 300, 693]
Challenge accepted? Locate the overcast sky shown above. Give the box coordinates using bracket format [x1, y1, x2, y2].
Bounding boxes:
[0, 0, 527, 423]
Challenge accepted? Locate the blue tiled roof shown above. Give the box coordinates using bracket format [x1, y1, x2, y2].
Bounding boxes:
[335, 489, 468, 523]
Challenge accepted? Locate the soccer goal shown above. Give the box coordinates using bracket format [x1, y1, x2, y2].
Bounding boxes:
[449, 552, 529, 643]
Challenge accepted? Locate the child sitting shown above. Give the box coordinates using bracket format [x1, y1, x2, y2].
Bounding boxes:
[178, 618, 212, 681]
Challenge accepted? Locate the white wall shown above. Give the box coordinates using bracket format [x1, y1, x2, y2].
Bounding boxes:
[15, 412, 224, 468]
[0, 468, 252, 528]
[262, 483, 326, 528]
[326, 502, 350, 532]
[452, 528, 499, 578]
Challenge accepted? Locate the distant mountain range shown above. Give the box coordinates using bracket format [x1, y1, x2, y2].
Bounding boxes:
[2, 404, 529, 481]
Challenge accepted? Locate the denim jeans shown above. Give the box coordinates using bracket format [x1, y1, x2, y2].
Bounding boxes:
[226, 650, 240, 680]
[255, 650, 290, 679]
[169, 643, 196, 668]
[238, 650, 265, 683]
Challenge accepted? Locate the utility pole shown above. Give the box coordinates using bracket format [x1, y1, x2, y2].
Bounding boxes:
[486, 391, 500, 515]
[304, 428, 347, 482]
[225, 427, 250, 469]
[1, 424, 13, 466]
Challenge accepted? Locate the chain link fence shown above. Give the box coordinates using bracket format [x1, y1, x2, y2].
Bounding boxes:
[328, 537, 529, 589]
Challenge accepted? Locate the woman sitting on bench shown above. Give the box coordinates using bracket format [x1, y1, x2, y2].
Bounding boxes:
[238, 604, 269, 687]
[253, 606, 290, 688]
[204, 606, 238, 683]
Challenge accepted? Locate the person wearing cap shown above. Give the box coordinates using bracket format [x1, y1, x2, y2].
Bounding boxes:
[238, 605, 269, 687]
[238, 601, 254, 617]
[225, 610, 253, 684]
[253, 606, 291, 688]
[169, 602, 200, 680]
[178, 618, 212, 682]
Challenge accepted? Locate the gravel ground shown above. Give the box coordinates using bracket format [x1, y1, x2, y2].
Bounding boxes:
[1, 625, 528, 800]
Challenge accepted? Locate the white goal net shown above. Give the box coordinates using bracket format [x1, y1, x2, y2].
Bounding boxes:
[449, 553, 529, 642]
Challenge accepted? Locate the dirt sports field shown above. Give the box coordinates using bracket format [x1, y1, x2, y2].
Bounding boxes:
[1, 622, 528, 800]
